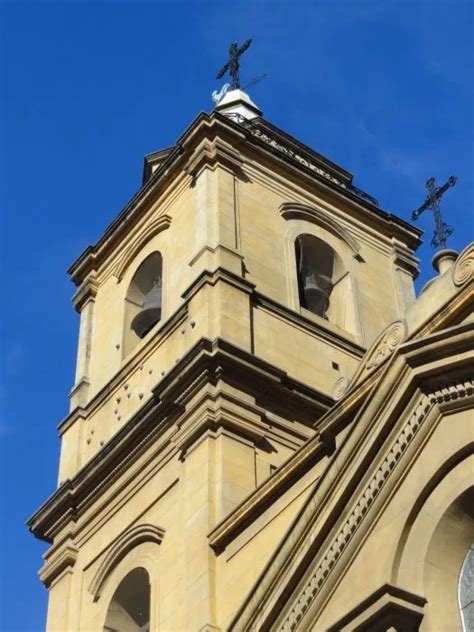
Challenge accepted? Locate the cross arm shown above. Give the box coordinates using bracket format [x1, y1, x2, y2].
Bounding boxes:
[216, 62, 230, 80]
[412, 199, 431, 220]
[238, 38, 252, 55]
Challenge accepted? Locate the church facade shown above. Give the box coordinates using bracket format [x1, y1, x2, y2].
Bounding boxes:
[28, 89, 474, 632]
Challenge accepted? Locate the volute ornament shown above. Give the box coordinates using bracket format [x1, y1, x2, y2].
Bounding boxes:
[453, 242, 474, 287]
[332, 377, 349, 401]
[365, 320, 407, 371]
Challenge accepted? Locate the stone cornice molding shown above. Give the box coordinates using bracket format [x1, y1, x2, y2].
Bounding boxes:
[39, 538, 78, 589]
[208, 431, 329, 551]
[112, 214, 172, 281]
[391, 239, 420, 279]
[279, 202, 362, 258]
[184, 135, 244, 182]
[228, 328, 473, 630]
[453, 241, 474, 287]
[88, 523, 165, 601]
[412, 281, 474, 341]
[237, 117, 422, 252]
[209, 366, 382, 552]
[326, 583, 426, 631]
[28, 337, 332, 543]
[253, 293, 365, 358]
[68, 110, 421, 287]
[72, 273, 100, 312]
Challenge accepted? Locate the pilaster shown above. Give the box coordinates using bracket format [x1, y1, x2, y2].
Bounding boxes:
[70, 273, 99, 410]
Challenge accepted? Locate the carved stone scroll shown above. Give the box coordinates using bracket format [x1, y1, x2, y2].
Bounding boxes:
[453, 242, 474, 287]
[365, 320, 407, 371]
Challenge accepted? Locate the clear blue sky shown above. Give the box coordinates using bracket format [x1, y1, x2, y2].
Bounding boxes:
[0, 1, 472, 630]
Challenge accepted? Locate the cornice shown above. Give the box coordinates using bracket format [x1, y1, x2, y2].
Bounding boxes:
[184, 135, 244, 183]
[39, 540, 78, 589]
[276, 379, 473, 631]
[29, 337, 333, 543]
[72, 273, 99, 312]
[411, 276, 474, 342]
[208, 367, 377, 551]
[391, 238, 420, 279]
[233, 115, 422, 252]
[253, 293, 365, 358]
[326, 583, 426, 631]
[68, 110, 421, 286]
[181, 267, 255, 303]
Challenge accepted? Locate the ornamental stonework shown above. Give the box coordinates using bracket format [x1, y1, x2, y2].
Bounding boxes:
[453, 243, 474, 287]
[279, 378, 473, 631]
[365, 320, 407, 372]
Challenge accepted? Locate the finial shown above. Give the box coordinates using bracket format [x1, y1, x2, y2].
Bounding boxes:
[411, 175, 457, 249]
[216, 39, 252, 90]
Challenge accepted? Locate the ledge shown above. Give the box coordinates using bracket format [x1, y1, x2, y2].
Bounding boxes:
[326, 583, 426, 632]
[28, 337, 334, 543]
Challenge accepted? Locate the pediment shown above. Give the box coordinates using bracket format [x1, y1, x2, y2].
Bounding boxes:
[228, 323, 473, 631]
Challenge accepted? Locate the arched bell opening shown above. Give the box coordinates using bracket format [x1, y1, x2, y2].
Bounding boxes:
[123, 252, 163, 357]
[295, 234, 344, 321]
[103, 567, 150, 632]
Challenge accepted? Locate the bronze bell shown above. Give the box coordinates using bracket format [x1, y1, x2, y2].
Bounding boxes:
[131, 282, 162, 338]
[303, 273, 333, 317]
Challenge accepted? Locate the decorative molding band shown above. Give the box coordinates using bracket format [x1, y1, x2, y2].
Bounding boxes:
[453, 242, 474, 287]
[326, 583, 426, 632]
[253, 293, 365, 358]
[29, 337, 332, 543]
[72, 273, 100, 312]
[184, 136, 243, 182]
[113, 214, 172, 281]
[39, 542, 78, 589]
[278, 378, 473, 631]
[249, 129, 349, 190]
[391, 238, 420, 279]
[279, 202, 361, 257]
[89, 523, 165, 601]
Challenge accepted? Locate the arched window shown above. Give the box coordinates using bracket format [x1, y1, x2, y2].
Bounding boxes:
[459, 544, 474, 632]
[295, 234, 344, 320]
[104, 568, 150, 632]
[123, 252, 162, 356]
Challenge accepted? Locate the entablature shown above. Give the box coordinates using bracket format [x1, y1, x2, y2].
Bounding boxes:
[68, 110, 422, 288]
[28, 336, 335, 544]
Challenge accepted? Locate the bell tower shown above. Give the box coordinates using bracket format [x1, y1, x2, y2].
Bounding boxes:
[28, 87, 421, 632]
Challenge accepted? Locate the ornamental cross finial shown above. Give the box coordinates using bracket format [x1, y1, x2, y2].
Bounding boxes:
[216, 39, 252, 90]
[411, 175, 457, 249]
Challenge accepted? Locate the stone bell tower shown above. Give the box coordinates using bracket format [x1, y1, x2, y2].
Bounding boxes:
[28, 85, 421, 632]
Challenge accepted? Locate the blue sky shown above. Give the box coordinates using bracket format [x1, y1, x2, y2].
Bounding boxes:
[0, 1, 472, 629]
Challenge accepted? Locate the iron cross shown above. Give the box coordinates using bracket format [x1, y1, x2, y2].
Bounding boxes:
[411, 175, 457, 249]
[216, 39, 252, 90]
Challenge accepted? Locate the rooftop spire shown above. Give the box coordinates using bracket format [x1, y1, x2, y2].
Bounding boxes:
[213, 39, 262, 122]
